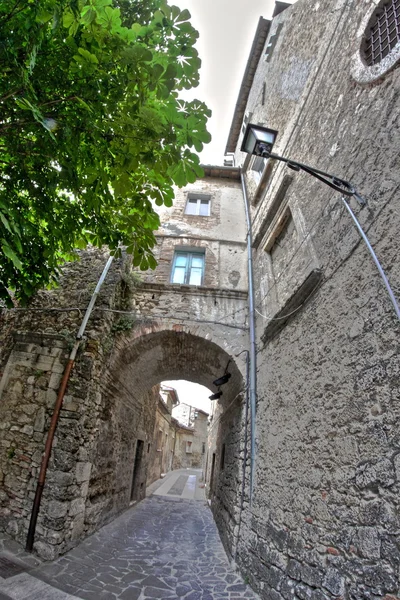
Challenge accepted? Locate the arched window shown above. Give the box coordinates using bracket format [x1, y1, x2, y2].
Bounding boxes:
[363, 0, 400, 66]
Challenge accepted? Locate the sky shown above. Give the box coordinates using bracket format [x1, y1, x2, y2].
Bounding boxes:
[172, 0, 296, 165]
[161, 2, 298, 408]
[162, 380, 213, 414]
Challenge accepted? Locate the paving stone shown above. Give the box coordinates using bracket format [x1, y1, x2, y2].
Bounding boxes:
[0, 493, 259, 600]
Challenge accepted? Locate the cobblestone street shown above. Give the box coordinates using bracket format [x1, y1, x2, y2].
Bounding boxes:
[0, 470, 258, 600]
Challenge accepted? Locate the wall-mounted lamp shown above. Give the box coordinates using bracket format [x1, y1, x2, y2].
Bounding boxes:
[213, 373, 231, 387]
[241, 123, 278, 157]
[241, 123, 364, 199]
[209, 391, 222, 400]
[241, 122, 400, 321]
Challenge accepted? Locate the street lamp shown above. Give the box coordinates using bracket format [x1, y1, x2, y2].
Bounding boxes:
[241, 123, 366, 201]
[240, 123, 400, 321]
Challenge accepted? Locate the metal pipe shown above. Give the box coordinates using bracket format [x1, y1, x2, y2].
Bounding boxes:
[26, 254, 115, 552]
[341, 197, 400, 321]
[234, 350, 250, 560]
[240, 171, 257, 503]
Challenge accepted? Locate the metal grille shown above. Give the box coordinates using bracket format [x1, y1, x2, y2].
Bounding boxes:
[363, 0, 400, 66]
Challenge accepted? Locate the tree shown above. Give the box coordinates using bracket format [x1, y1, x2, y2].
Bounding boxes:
[0, 0, 211, 306]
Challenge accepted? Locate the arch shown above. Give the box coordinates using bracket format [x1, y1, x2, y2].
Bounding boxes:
[106, 321, 246, 399]
[82, 323, 247, 540]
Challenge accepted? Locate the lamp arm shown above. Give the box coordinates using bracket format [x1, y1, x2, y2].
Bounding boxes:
[263, 150, 365, 203]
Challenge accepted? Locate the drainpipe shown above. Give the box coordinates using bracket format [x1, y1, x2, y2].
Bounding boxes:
[26, 255, 114, 552]
[234, 349, 250, 560]
[240, 172, 257, 502]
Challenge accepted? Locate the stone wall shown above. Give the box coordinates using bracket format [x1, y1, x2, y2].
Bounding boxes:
[147, 392, 176, 485]
[0, 190, 249, 559]
[208, 0, 400, 598]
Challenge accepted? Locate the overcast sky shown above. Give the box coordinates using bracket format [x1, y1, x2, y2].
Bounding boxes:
[162, 1, 297, 408]
[173, 0, 296, 165]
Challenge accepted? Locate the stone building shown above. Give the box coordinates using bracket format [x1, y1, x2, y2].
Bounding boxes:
[146, 385, 179, 486]
[0, 169, 248, 560]
[172, 405, 209, 470]
[0, 0, 399, 598]
[206, 1, 400, 598]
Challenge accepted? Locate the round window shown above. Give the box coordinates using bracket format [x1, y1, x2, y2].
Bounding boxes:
[362, 0, 400, 66]
[351, 0, 400, 84]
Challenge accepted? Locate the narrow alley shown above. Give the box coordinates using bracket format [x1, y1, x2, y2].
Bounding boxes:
[0, 470, 258, 600]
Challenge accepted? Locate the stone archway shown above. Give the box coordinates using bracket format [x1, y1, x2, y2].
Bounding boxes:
[82, 325, 245, 544]
[0, 322, 246, 559]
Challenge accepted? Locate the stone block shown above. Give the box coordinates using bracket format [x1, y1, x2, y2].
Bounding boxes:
[70, 514, 85, 540]
[21, 425, 34, 436]
[34, 407, 45, 432]
[322, 568, 345, 596]
[34, 540, 57, 561]
[46, 500, 69, 519]
[76, 462, 92, 483]
[356, 526, 381, 559]
[69, 497, 85, 516]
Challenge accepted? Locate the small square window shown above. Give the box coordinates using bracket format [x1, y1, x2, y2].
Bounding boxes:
[171, 251, 205, 286]
[185, 196, 211, 216]
[251, 155, 268, 185]
[186, 441, 193, 453]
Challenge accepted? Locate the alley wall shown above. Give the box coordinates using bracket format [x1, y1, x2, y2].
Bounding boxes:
[208, 0, 400, 598]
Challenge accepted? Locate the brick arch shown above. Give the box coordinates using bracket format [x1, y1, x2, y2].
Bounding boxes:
[82, 321, 246, 538]
[106, 321, 246, 398]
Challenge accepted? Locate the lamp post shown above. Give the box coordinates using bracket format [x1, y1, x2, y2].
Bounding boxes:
[241, 123, 400, 321]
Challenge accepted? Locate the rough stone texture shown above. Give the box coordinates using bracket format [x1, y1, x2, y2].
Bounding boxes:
[0, 176, 249, 559]
[3, 493, 259, 600]
[208, 0, 400, 598]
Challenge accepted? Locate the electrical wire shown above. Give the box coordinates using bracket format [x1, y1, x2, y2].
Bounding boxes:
[254, 281, 322, 321]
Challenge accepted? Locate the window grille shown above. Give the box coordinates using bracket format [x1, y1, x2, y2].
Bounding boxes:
[363, 0, 400, 66]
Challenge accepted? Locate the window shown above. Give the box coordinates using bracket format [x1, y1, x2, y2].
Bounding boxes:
[186, 441, 193, 454]
[241, 111, 252, 135]
[171, 251, 205, 286]
[220, 444, 226, 470]
[185, 195, 211, 216]
[265, 23, 283, 62]
[202, 442, 206, 455]
[363, 0, 400, 66]
[251, 155, 268, 185]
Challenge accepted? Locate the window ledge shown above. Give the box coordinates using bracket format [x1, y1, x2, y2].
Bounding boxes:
[261, 268, 322, 344]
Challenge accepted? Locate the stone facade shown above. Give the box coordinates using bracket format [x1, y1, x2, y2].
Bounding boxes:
[207, 1, 400, 599]
[0, 3, 398, 599]
[147, 385, 178, 485]
[0, 174, 249, 559]
[172, 407, 209, 471]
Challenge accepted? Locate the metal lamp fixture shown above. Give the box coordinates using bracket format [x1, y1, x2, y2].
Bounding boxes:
[213, 373, 231, 387]
[241, 123, 278, 157]
[241, 122, 400, 321]
[209, 391, 223, 401]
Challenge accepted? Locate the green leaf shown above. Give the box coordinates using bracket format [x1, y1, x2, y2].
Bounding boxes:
[0, 212, 12, 234]
[176, 8, 191, 22]
[2, 242, 23, 271]
[77, 48, 99, 64]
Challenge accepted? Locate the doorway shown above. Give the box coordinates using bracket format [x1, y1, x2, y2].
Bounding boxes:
[130, 439, 144, 502]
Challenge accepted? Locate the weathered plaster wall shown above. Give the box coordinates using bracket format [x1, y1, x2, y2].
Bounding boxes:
[173, 410, 209, 471]
[210, 0, 400, 598]
[150, 176, 248, 292]
[147, 393, 176, 485]
[0, 231, 248, 559]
